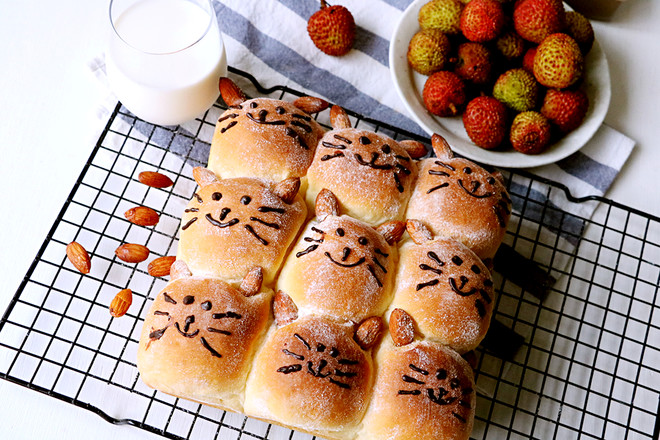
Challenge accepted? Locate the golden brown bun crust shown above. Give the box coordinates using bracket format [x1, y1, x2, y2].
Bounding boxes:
[208, 98, 325, 182]
[406, 158, 512, 260]
[177, 177, 307, 285]
[244, 316, 373, 437]
[277, 216, 396, 323]
[359, 340, 475, 440]
[306, 128, 418, 225]
[136, 276, 272, 412]
[390, 237, 495, 353]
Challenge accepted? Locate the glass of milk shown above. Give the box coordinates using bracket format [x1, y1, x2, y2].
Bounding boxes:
[106, 0, 227, 126]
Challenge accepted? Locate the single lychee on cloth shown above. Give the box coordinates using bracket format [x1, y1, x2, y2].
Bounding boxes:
[407, 28, 452, 75]
[510, 111, 552, 154]
[307, 0, 356, 56]
[423, 71, 467, 116]
[534, 33, 584, 89]
[463, 96, 509, 150]
[459, 0, 505, 43]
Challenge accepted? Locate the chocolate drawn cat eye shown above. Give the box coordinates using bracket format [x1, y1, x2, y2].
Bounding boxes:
[201, 301, 212, 311]
[381, 144, 391, 154]
[212, 192, 222, 201]
[464, 167, 472, 174]
[240, 195, 251, 205]
[360, 136, 371, 145]
[358, 237, 368, 245]
[336, 228, 345, 237]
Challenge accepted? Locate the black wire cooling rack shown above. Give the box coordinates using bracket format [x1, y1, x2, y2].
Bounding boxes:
[1, 67, 659, 440]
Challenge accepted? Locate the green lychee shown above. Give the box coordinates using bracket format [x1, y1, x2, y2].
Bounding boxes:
[541, 88, 589, 133]
[460, 0, 505, 43]
[534, 33, 584, 88]
[419, 0, 464, 35]
[407, 29, 452, 76]
[463, 96, 509, 149]
[565, 11, 594, 54]
[510, 111, 552, 154]
[423, 71, 467, 116]
[496, 30, 526, 60]
[513, 0, 565, 44]
[493, 68, 539, 112]
[454, 42, 493, 85]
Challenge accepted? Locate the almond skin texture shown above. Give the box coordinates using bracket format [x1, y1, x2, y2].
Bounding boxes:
[390, 308, 415, 347]
[138, 171, 174, 189]
[124, 206, 160, 227]
[115, 243, 150, 263]
[218, 77, 246, 107]
[109, 288, 133, 317]
[355, 316, 384, 350]
[66, 241, 91, 274]
[147, 256, 176, 277]
[293, 96, 330, 114]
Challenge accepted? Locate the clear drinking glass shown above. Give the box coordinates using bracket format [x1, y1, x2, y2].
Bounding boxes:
[106, 0, 227, 126]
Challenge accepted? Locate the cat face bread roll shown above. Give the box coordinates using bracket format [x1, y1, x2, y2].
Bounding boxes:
[244, 309, 379, 439]
[177, 168, 307, 285]
[207, 78, 327, 182]
[277, 189, 405, 323]
[389, 220, 496, 353]
[359, 311, 476, 440]
[137, 262, 272, 413]
[305, 106, 426, 225]
[405, 135, 512, 261]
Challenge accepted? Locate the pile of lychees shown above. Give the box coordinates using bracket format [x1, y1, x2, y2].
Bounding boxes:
[408, 0, 594, 154]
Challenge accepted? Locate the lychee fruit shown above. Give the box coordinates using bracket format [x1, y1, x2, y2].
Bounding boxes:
[493, 68, 539, 112]
[454, 42, 493, 85]
[460, 0, 506, 43]
[307, 0, 356, 56]
[541, 88, 589, 133]
[522, 46, 538, 73]
[510, 111, 552, 154]
[423, 71, 467, 116]
[513, 0, 566, 44]
[534, 33, 584, 88]
[407, 29, 452, 75]
[463, 96, 509, 149]
[419, 0, 464, 35]
[496, 30, 526, 61]
[565, 11, 594, 54]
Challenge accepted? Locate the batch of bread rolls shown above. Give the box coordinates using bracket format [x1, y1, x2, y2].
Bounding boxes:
[137, 78, 512, 440]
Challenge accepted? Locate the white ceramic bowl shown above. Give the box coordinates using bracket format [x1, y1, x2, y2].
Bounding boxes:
[389, 0, 611, 168]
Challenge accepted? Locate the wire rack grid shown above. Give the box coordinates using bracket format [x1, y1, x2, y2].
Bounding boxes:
[0, 68, 658, 440]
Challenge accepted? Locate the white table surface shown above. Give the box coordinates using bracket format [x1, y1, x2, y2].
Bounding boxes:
[0, 1, 659, 439]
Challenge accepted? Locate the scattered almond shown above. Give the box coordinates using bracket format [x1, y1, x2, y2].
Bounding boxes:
[390, 308, 415, 347]
[293, 96, 329, 114]
[147, 256, 177, 277]
[355, 316, 384, 350]
[138, 171, 174, 188]
[124, 206, 160, 227]
[115, 243, 150, 263]
[219, 77, 246, 107]
[110, 288, 133, 318]
[66, 241, 91, 274]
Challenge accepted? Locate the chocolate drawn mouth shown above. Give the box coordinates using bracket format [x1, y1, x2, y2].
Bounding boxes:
[457, 179, 493, 199]
[354, 152, 394, 170]
[205, 213, 240, 228]
[324, 252, 366, 267]
[174, 322, 200, 338]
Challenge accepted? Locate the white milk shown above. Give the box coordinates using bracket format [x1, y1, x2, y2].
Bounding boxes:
[106, 0, 227, 126]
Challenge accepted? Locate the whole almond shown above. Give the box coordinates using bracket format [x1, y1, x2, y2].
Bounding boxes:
[138, 171, 174, 188]
[147, 256, 177, 277]
[124, 206, 160, 227]
[330, 105, 351, 129]
[375, 220, 406, 245]
[219, 77, 246, 107]
[406, 219, 433, 245]
[398, 139, 428, 159]
[115, 243, 150, 263]
[273, 290, 298, 328]
[293, 96, 329, 114]
[390, 308, 415, 347]
[66, 241, 91, 274]
[110, 288, 133, 318]
[239, 266, 264, 297]
[355, 316, 384, 350]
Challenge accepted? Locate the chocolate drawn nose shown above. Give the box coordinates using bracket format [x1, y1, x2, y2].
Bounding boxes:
[183, 315, 195, 332]
[219, 207, 231, 220]
[341, 247, 351, 261]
